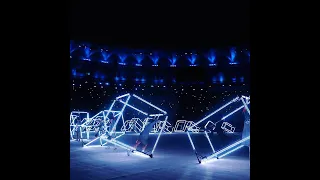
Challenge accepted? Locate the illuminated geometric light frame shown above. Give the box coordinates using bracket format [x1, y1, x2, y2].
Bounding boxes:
[151, 120, 173, 133]
[221, 122, 236, 133]
[121, 118, 144, 133]
[187, 95, 250, 163]
[121, 117, 171, 134]
[163, 121, 174, 133]
[82, 110, 126, 146]
[70, 111, 89, 140]
[173, 120, 201, 133]
[84, 93, 168, 158]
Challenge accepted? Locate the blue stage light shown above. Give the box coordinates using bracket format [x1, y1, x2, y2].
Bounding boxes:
[101, 50, 111, 63]
[187, 54, 197, 66]
[228, 47, 237, 65]
[118, 54, 127, 65]
[134, 53, 144, 66]
[169, 54, 177, 67]
[82, 46, 94, 61]
[150, 52, 160, 66]
[218, 73, 224, 83]
[207, 49, 217, 66]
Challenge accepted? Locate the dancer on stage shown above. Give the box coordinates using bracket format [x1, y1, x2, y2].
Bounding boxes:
[107, 113, 117, 140]
[95, 118, 104, 137]
[75, 119, 82, 141]
[133, 117, 160, 153]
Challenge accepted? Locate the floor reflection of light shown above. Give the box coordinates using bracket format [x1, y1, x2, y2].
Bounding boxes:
[132, 151, 151, 158]
[201, 158, 218, 164]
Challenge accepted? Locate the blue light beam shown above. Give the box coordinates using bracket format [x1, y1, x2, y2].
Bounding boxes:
[207, 49, 216, 66]
[169, 54, 177, 67]
[149, 53, 159, 66]
[101, 50, 112, 63]
[227, 48, 237, 64]
[82, 46, 96, 61]
[118, 54, 127, 65]
[134, 53, 144, 66]
[187, 54, 197, 66]
[218, 73, 224, 83]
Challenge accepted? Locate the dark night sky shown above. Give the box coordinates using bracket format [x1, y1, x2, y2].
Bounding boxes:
[69, 1, 250, 50]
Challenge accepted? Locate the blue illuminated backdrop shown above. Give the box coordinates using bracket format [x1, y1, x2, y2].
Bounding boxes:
[70, 41, 249, 86]
[70, 41, 249, 68]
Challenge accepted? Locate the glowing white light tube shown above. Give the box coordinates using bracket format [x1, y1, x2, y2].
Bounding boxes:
[221, 101, 250, 121]
[70, 111, 89, 114]
[151, 116, 168, 154]
[100, 133, 125, 146]
[101, 137, 135, 151]
[132, 94, 167, 114]
[187, 131, 196, 150]
[241, 97, 250, 115]
[110, 96, 130, 136]
[118, 100, 148, 115]
[116, 93, 130, 100]
[84, 137, 100, 147]
[188, 97, 239, 129]
[205, 131, 216, 153]
[218, 145, 244, 158]
[89, 111, 104, 121]
[149, 114, 164, 117]
[206, 136, 250, 160]
[104, 100, 116, 121]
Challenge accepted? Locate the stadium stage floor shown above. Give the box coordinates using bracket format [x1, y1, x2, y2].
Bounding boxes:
[70, 133, 250, 180]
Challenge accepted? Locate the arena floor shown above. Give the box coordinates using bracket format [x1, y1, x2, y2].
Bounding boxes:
[70, 133, 250, 180]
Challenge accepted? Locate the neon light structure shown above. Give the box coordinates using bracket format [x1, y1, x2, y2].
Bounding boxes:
[187, 95, 250, 163]
[185, 121, 201, 133]
[158, 121, 173, 133]
[84, 93, 168, 158]
[121, 118, 145, 133]
[70, 110, 125, 142]
[83, 109, 125, 146]
[70, 111, 89, 140]
[173, 120, 200, 133]
[174, 120, 188, 132]
[120, 117, 173, 134]
[221, 122, 235, 133]
[204, 121, 216, 133]
[150, 120, 173, 133]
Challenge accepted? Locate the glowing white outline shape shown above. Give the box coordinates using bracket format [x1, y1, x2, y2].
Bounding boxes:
[84, 93, 168, 158]
[221, 122, 235, 133]
[174, 120, 188, 132]
[201, 136, 250, 163]
[82, 109, 125, 146]
[70, 111, 89, 140]
[186, 96, 250, 163]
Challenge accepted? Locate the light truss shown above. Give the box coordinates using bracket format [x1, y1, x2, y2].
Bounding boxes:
[187, 95, 250, 163]
[70, 110, 124, 141]
[70, 111, 89, 140]
[84, 93, 168, 158]
[82, 110, 125, 145]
